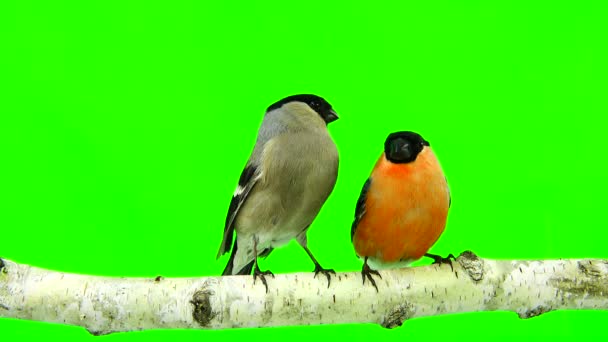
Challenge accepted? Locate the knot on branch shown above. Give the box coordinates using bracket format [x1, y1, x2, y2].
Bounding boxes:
[457, 251, 484, 281]
[518, 305, 553, 319]
[380, 302, 414, 329]
[191, 287, 216, 327]
[87, 329, 111, 336]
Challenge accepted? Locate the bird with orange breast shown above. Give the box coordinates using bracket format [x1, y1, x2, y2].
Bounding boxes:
[351, 131, 452, 291]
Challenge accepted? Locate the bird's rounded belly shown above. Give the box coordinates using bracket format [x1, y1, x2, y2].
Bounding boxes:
[266, 193, 325, 247]
[353, 180, 448, 263]
[241, 170, 332, 249]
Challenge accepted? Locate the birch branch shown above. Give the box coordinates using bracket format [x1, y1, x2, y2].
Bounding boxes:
[0, 252, 607, 335]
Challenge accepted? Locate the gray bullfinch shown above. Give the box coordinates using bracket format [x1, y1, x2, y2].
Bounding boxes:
[351, 131, 453, 291]
[217, 94, 339, 292]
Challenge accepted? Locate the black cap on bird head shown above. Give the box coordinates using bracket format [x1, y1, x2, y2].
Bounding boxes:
[384, 131, 430, 163]
[266, 94, 339, 124]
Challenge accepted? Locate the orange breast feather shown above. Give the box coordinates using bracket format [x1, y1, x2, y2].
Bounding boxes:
[353, 149, 449, 262]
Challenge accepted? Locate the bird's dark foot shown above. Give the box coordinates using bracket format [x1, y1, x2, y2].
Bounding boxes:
[299, 244, 335, 288]
[361, 260, 382, 292]
[253, 265, 274, 293]
[313, 263, 336, 288]
[425, 253, 456, 271]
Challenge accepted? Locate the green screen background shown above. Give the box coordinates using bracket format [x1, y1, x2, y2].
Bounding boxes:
[1, 1, 607, 340]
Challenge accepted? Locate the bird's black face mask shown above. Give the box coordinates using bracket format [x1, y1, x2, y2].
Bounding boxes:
[384, 131, 429, 163]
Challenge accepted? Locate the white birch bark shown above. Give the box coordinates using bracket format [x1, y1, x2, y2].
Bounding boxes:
[0, 252, 606, 335]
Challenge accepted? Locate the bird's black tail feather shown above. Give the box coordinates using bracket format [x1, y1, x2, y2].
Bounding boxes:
[221, 240, 273, 276]
[222, 240, 255, 276]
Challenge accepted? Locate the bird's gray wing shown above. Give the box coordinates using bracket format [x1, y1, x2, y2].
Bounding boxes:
[216, 109, 291, 259]
[351, 177, 372, 241]
[216, 163, 260, 259]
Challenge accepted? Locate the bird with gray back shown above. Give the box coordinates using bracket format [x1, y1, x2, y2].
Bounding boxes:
[217, 94, 340, 292]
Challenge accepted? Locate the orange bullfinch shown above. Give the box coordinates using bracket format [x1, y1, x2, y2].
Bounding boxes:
[217, 94, 339, 292]
[351, 131, 452, 291]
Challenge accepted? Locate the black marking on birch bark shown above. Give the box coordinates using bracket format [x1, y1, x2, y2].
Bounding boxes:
[518, 305, 553, 319]
[381, 302, 414, 329]
[0, 258, 5, 273]
[548, 260, 608, 300]
[457, 250, 484, 281]
[578, 260, 608, 278]
[191, 289, 215, 327]
[551, 276, 608, 297]
[260, 295, 274, 323]
[0, 303, 9, 310]
[483, 288, 496, 309]
[154, 276, 163, 282]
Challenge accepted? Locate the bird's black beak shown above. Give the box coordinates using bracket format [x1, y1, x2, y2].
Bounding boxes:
[324, 109, 339, 124]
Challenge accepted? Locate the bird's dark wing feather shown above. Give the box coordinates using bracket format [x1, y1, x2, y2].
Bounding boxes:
[351, 178, 372, 241]
[216, 164, 259, 259]
[446, 177, 451, 208]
